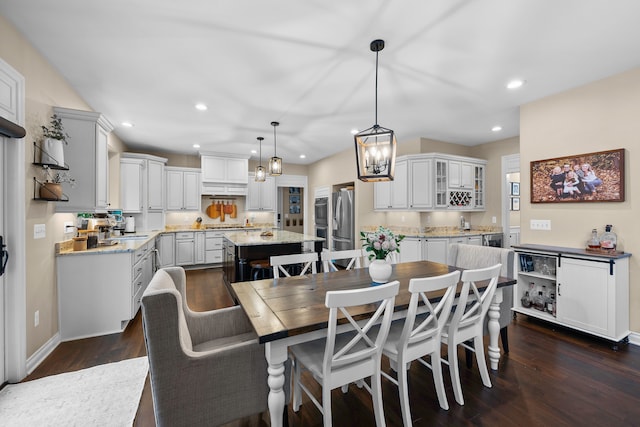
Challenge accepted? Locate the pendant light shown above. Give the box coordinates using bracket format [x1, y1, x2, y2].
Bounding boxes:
[255, 136, 266, 182]
[269, 121, 283, 176]
[354, 39, 397, 182]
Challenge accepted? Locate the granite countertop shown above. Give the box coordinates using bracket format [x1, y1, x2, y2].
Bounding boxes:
[224, 230, 324, 246]
[361, 225, 503, 239]
[56, 231, 160, 256]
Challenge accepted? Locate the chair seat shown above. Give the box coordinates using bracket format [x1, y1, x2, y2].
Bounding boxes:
[193, 331, 258, 353]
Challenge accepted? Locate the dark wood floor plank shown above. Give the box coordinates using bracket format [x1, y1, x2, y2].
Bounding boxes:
[22, 268, 640, 427]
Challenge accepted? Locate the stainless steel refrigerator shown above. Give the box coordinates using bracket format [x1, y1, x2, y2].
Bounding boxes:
[332, 189, 355, 267]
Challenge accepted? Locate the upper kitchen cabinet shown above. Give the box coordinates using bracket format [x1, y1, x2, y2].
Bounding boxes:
[53, 107, 113, 212]
[200, 153, 248, 184]
[438, 154, 487, 211]
[246, 173, 276, 211]
[374, 159, 408, 210]
[408, 156, 433, 210]
[120, 153, 167, 213]
[166, 166, 200, 211]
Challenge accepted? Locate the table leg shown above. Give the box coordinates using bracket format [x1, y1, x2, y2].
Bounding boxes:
[487, 288, 503, 371]
[265, 341, 288, 427]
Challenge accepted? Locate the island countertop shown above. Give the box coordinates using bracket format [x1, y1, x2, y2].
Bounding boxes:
[223, 230, 324, 246]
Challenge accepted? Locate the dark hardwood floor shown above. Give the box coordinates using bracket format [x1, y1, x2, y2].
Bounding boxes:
[24, 268, 640, 426]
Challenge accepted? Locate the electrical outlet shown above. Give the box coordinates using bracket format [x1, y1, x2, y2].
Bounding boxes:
[34, 224, 46, 239]
[492, 216, 497, 224]
[530, 219, 551, 230]
[35, 310, 39, 327]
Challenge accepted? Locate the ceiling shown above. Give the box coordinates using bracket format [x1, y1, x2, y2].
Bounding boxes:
[2, 1, 640, 165]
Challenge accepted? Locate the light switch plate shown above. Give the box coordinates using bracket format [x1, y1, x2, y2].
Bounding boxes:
[530, 219, 551, 230]
[34, 223, 46, 239]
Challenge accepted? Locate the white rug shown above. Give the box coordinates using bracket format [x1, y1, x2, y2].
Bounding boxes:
[0, 357, 149, 427]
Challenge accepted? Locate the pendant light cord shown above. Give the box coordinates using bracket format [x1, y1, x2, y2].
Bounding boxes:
[375, 49, 379, 127]
[273, 124, 277, 156]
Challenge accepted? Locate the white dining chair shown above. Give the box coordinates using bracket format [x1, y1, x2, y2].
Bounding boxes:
[441, 263, 502, 406]
[270, 252, 319, 278]
[321, 248, 364, 272]
[290, 280, 400, 427]
[380, 270, 460, 424]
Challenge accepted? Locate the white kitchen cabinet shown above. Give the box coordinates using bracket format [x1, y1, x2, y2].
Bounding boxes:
[408, 157, 432, 210]
[467, 235, 482, 246]
[201, 154, 248, 184]
[448, 160, 474, 189]
[56, 238, 156, 340]
[156, 233, 175, 268]
[473, 164, 485, 209]
[120, 158, 143, 212]
[513, 246, 630, 343]
[374, 159, 408, 210]
[175, 232, 195, 265]
[424, 238, 448, 264]
[147, 159, 165, 210]
[166, 167, 200, 211]
[399, 236, 449, 264]
[433, 159, 448, 208]
[509, 227, 520, 247]
[399, 237, 422, 263]
[247, 173, 276, 211]
[53, 107, 114, 212]
[195, 231, 206, 264]
[205, 231, 224, 264]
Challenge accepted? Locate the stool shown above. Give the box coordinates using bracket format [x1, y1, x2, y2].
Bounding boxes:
[249, 259, 272, 281]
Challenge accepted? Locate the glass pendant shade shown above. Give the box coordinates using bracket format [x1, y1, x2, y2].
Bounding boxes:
[255, 136, 266, 182]
[354, 124, 397, 182]
[354, 39, 397, 182]
[269, 121, 283, 176]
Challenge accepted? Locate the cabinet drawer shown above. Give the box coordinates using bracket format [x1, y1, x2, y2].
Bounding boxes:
[206, 249, 223, 264]
[176, 232, 195, 240]
[206, 237, 223, 250]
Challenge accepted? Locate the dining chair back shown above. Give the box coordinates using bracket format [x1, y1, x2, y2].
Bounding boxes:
[321, 248, 363, 272]
[270, 252, 319, 278]
[441, 263, 502, 406]
[380, 270, 460, 423]
[290, 280, 400, 427]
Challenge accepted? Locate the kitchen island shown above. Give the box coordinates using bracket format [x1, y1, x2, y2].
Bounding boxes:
[223, 230, 324, 296]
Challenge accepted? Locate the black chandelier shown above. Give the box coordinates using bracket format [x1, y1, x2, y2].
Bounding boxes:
[255, 136, 266, 182]
[354, 39, 397, 182]
[268, 121, 283, 176]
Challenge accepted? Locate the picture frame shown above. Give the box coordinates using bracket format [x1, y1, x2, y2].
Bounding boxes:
[511, 197, 520, 211]
[511, 182, 520, 196]
[530, 148, 625, 203]
[289, 195, 300, 205]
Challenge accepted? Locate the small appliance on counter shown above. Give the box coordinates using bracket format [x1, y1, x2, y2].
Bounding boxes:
[125, 216, 136, 233]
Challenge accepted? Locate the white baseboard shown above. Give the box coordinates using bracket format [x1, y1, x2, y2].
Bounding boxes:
[26, 332, 61, 375]
[628, 332, 640, 347]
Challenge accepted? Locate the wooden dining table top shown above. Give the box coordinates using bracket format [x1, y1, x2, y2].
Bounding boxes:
[231, 260, 517, 344]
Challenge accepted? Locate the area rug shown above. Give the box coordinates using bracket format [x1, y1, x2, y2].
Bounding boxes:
[0, 357, 149, 427]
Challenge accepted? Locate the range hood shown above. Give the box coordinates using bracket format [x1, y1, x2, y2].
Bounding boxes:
[0, 116, 26, 138]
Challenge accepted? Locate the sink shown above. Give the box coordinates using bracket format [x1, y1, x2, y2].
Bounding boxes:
[110, 234, 149, 241]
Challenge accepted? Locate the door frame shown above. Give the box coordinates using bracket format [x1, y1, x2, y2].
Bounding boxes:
[1, 57, 27, 382]
[501, 153, 520, 246]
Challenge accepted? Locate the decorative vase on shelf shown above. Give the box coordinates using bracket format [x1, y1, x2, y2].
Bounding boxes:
[39, 182, 62, 200]
[368, 259, 392, 284]
[41, 137, 65, 167]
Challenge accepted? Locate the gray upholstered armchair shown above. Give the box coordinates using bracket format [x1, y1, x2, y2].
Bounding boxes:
[448, 243, 515, 354]
[141, 267, 290, 427]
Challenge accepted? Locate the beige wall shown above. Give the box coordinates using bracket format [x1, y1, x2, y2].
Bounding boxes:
[1, 15, 127, 357]
[520, 66, 639, 332]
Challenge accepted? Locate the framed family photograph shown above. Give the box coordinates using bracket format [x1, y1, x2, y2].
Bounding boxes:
[530, 148, 625, 203]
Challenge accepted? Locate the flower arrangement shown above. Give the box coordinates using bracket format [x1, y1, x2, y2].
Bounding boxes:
[41, 114, 70, 144]
[360, 226, 404, 261]
[43, 166, 76, 187]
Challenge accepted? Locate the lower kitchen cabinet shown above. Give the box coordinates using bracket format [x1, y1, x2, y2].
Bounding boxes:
[513, 245, 630, 344]
[56, 239, 156, 341]
[399, 237, 448, 264]
[156, 232, 175, 267]
[175, 232, 195, 265]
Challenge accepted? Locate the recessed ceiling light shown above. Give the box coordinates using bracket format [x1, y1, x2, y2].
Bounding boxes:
[350, 129, 359, 135]
[506, 79, 525, 90]
[299, 154, 306, 159]
[193, 144, 200, 149]
[121, 122, 134, 128]
[251, 149, 257, 154]
[195, 103, 208, 111]
[492, 126, 502, 132]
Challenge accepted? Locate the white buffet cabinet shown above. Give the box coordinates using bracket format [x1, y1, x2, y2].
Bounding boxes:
[513, 244, 631, 344]
[56, 237, 156, 341]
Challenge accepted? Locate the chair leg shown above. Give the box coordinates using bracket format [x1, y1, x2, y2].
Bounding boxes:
[370, 372, 386, 427]
[465, 342, 473, 369]
[293, 359, 302, 412]
[500, 326, 509, 353]
[397, 360, 413, 427]
[431, 352, 449, 411]
[283, 404, 290, 427]
[448, 343, 464, 406]
[322, 381, 333, 427]
[473, 335, 492, 388]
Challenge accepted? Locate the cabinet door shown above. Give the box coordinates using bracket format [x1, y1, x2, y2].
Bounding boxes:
[166, 169, 184, 210]
[95, 125, 110, 208]
[556, 257, 610, 337]
[156, 234, 175, 267]
[467, 236, 482, 246]
[183, 171, 201, 210]
[449, 160, 474, 189]
[225, 158, 249, 184]
[424, 239, 448, 264]
[400, 238, 422, 263]
[175, 239, 195, 265]
[147, 160, 165, 210]
[374, 181, 392, 210]
[391, 160, 408, 209]
[195, 232, 206, 264]
[260, 176, 276, 211]
[409, 158, 432, 209]
[201, 156, 226, 182]
[120, 160, 143, 212]
[473, 165, 485, 209]
[434, 159, 448, 208]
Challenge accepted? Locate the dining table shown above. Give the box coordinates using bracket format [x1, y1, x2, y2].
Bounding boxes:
[231, 260, 517, 427]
